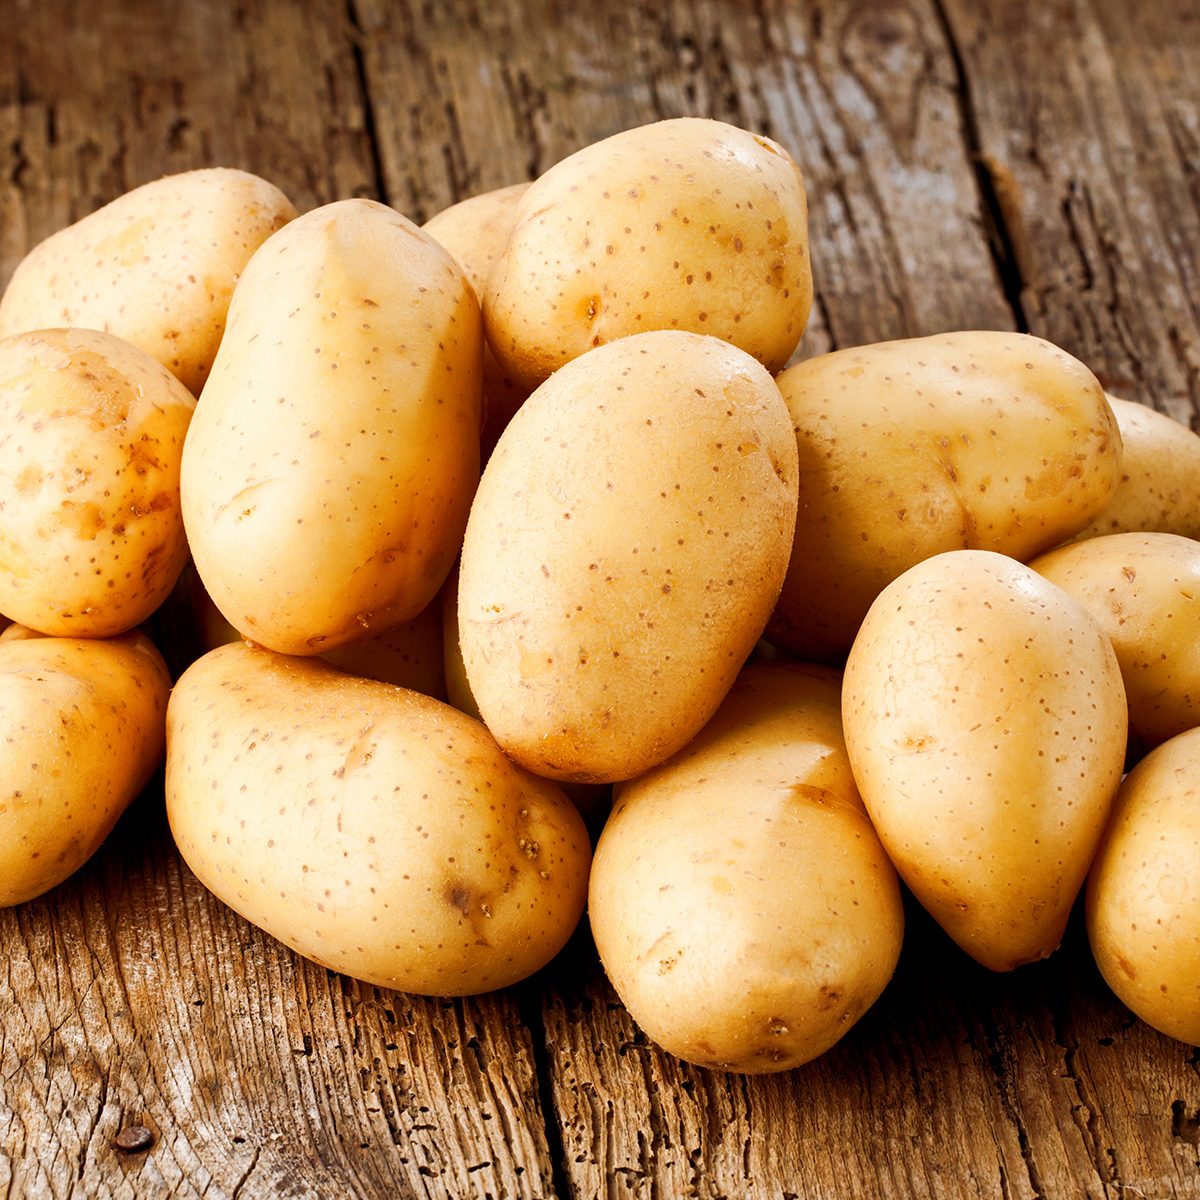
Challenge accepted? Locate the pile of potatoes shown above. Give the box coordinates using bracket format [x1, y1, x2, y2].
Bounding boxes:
[1, 118, 1198, 1074]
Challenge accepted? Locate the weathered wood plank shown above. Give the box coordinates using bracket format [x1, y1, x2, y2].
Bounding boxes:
[938, 0, 1200, 423]
[0, 3, 561, 1197]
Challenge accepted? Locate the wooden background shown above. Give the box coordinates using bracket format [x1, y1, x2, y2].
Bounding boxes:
[2, 1, 1199, 1197]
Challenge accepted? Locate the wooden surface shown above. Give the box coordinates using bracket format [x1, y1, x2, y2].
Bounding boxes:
[2, 1, 1200, 1197]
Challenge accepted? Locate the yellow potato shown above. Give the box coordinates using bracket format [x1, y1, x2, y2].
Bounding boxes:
[0, 628, 170, 906]
[181, 198, 482, 656]
[166, 642, 591, 995]
[769, 332, 1121, 661]
[458, 330, 798, 783]
[1070, 396, 1200, 542]
[0, 168, 296, 396]
[1031, 532, 1200, 750]
[1087, 726, 1200, 1045]
[485, 118, 812, 392]
[0, 328, 196, 637]
[424, 183, 533, 459]
[184, 564, 446, 698]
[843, 550, 1127, 971]
[591, 663, 903, 1072]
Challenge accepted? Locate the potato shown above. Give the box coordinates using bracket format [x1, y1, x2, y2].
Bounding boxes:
[458, 330, 798, 783]
[0, 168, 296, 396]
[424, 184, 532, 457]
[768, 332, 1122, 661]
[0, 328, 196, 637]
[591, 663, 903, 1072]
[1070, 396, 1200, 542]
[166, 642, 591, 995]
[0, 628, 170, 906]
[184, 564, 446, 698]
[1030, 532, 1200, 750]
[484, 118, 812, 392]
[843, 550, 1127, 971]
[1087, 726, 1200, 1045]
[181, 198, 482, 656]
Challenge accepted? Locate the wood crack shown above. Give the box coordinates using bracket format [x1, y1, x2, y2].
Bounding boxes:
[929, 0, 1030, 333]
[346, 0, 388, 204]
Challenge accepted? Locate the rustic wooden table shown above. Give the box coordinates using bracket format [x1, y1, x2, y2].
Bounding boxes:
[2, 1, 1199, 1197]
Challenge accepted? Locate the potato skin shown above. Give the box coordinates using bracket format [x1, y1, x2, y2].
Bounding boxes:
[769, 332, 1121, 661]
[1070, 396, 1200, 542]
[843, 550, 1127, 971]
[0, 168, 296, 396]
[485, 118, 813, 391]
[0, 328, 196, 637]
[591, 663, 903, 1072]
[181, 199, 482, 656]
[0, 629, 170, 906]
[424, 183, 533, 458]
[1031, 533, 1200, 750]
[458, 330, 799, 783]
[1087, 727, 1200, 1045]
[165, 642, 591, 996]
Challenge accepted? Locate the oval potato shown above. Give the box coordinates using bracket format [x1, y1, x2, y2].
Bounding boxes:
[1070, 396, 1200, 542]
[485, 118, 813, 392]
[458, 330, 799, 783]
[1030, 532, 1200, 750]
[0, 628, 170, 906]
[1087, 726, 1200, 1044]
[843, 550, 1127, 970]
[0, 168, 296, 396]
[181, 199, 482, 656]
[769, 332, 1121, 661]
[166, 642, 591, 995]
[591, 663, 903, 1072]
[0, 328, 196, 637]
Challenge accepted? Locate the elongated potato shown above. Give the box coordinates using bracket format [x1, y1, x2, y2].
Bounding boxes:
[166, 643, 591, 995]
[1087, 726, 1200, 1045]
[0, 168, 296, 395]
[485, 118, 813, 392]
[0, 629, 170, 906]
[0, 328, 196, 637]
[1070, 396, 1200, 542]
[591, 663, 903, 1072]
[181, 199, 482, 656]
[843, 550, 1127, 971]
[1031, 533, 1200, 750]
[459, 330, 798, 783]
[424, 184, 532, 457]
[769, 332, 1121, 661]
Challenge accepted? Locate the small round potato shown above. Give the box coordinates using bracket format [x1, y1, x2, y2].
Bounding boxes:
[0, 168, 296, 396]
[1031, 533, 1200, 750]
[591, 663, 903, 1072]
[0, 628, 170, 906]
[0, 328, 196, 637]
[843, 550, 1127, 971]
[166, 642, 591, 996]
[485, 118, 813, 392]
[1087, 726, 1200, 1045]
[769, 332, 1121, 661]
[1070, 397, 1200, 542]
[424, 184, 532, 456]
[458, 330, 799, 783]
[181, 198, 482, 656]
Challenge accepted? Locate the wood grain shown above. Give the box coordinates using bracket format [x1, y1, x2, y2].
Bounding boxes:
[2, 1, 1200, 1198]
[938, 0, 1200, 424]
